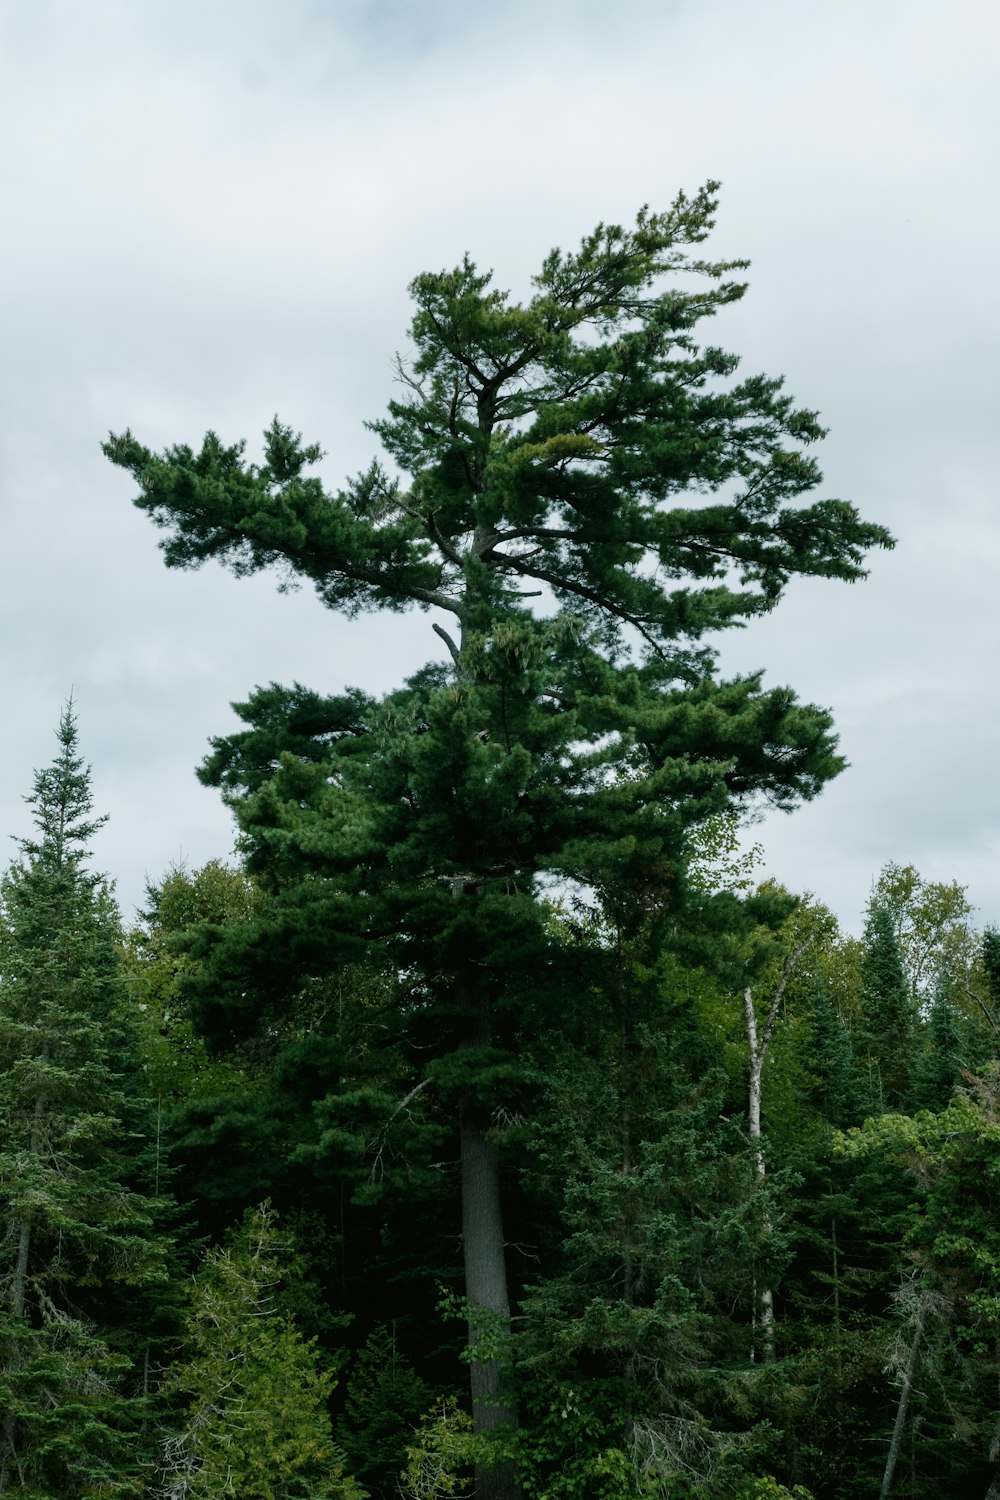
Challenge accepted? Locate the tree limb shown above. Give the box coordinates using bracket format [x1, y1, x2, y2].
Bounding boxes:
[433, 621, 461, 666]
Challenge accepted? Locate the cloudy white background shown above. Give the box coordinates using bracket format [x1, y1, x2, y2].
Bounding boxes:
[1, 0, 997, 931]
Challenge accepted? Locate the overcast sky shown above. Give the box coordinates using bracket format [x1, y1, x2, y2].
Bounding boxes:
[2, 0, 997, 933]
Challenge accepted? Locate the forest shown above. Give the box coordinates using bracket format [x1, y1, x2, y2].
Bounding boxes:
[2, 186, 996, 1500]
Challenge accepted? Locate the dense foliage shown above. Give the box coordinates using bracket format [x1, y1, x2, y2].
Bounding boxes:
[1, 193, 993, 1497]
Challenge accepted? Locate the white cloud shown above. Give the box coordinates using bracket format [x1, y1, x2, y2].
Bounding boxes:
[2, 0, 998, 929]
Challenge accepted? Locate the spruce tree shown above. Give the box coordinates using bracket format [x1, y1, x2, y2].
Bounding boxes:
[515, 949, 745, 1494]
[156, 1203, 364, 1500]
[104, 185, 892, 1499]
[842, 1077, 1000, 1496]
[805, 978, 862, 1130]
[856, 904, 914, 1113]
[913, 980, 966, 1111]
[337, 1325, 430, 1498]
[0, 703, 167, 1497]
[980, 927, 1000, 1037]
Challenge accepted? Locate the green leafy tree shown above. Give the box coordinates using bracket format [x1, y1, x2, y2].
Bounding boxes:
[157, 1202, 364, 1500]
[125, 860, 260, 1105]
[868, 863, 977, 1005]
[0, 703, 167, 1497]
[104, 184, 891, 1499]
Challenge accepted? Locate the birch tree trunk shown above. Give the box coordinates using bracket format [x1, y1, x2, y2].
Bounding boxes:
[741, 942, 809, 1362]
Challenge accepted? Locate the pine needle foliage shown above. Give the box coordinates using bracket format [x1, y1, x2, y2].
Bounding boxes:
[104, 184, 891, 661]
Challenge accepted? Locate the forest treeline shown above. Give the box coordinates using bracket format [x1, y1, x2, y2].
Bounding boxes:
[2, 186, 995, 1499]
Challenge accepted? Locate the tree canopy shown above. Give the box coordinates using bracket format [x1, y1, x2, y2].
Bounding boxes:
[103, 183, 890, 663]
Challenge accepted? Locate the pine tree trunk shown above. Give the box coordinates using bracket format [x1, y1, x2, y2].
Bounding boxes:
[457, 969, 522, 1500]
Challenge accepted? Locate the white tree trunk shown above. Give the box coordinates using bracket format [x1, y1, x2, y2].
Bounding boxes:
[741, 942, 809, 1363]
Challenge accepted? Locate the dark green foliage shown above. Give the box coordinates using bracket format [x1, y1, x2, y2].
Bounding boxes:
[980, 926, 1000, 1035]
[5, 748, 995, 1497]
[913, 982, 966, 1111]
[802, 980, 863, 1130]
[777, 1137, 917, 1498]
[337, 1325, 431, 1498]
[104, 185, 891, 660]
[840, 1079, 1000, 1495]
[0, 705, 168, 1496]
[0, 1321, 143, 1499]
[855, 903, 914, 1112]
[507, 928, 783, 1493]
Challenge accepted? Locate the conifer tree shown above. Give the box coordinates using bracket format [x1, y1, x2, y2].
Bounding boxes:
[105, 185, 892, 1499]
[337, 1325, 430, 1498]
[156, 1202, 364, 1500]
[842, 1074, 1000, 1495]
[978, 927, 1000, 1038]
[856, 904, 914, 1113]
[913, 980, 966, 1111]
[0, 703, 166, 1497]
[804, 978, 862, 1130]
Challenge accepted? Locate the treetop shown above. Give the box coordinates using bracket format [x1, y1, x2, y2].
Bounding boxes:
[17, 697, 107, 874]
[103, 185, 893, 671]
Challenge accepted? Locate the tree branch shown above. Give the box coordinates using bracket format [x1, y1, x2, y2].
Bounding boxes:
[433, 621, 461, 666]
[487, 551, 666, 658]
[424, 510, 467, 569]
[759, 938, 812, 1064]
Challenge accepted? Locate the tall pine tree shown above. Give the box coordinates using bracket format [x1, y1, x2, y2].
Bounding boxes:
[105, 185, 892, 1499]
